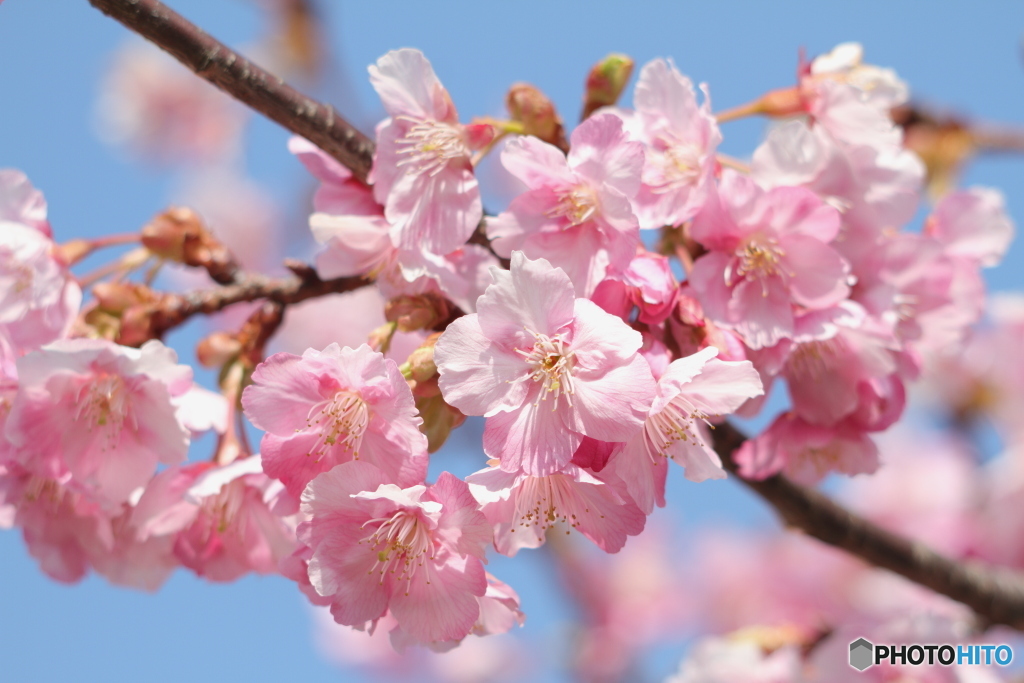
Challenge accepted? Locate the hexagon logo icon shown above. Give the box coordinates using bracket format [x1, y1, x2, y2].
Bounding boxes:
[849, 638, 874, 671]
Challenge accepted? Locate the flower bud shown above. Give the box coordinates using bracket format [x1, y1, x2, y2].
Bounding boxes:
[506, 83, 567, 149]
[140, 207, 207, 262]
[581, 53, 634, 120]
[402, 333, 440, 384]
[385, 294, 450, 332]
[197, 332, 243, 368]
[92, 282, 157, 315]
[368, 321, 398, 353]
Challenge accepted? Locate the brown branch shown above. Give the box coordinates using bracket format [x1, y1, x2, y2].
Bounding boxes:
[147, 263, 371, 339]
[714, 422, 1024, 631]
[88, 0, 375, 183]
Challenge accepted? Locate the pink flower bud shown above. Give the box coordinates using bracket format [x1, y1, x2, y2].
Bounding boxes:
[582, 53, 634, 120]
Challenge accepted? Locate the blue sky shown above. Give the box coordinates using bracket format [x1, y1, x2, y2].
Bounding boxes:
[1, 1, 1023, 681]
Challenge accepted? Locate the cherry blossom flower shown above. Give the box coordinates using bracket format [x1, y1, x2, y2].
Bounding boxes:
[0, 220, 81, 351]
[369, 48, 482, 257]
[735, 412, 879, 485]
[925, 187, 1015, 268]
[487, 113, 644, 296]
[611, 57, 721, 229]
[688, 170, 850, 349]
[809, 42, 909, 110]
[132, 456, 298, 581]
[300, 461, 492, 645]
[434, 252, 656, 476]
[467, 462, 646, 556]
[607, 346, 763, 514]
[591, 250, 679, 325]
[6, 339, 193, 507]
[666, 636, 804, 683]
[0, 169, 51, 236]
[242, 343, 429, 498]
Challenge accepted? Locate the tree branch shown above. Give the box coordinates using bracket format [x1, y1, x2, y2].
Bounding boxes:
[714, 422, 1024, 631]
[88, 0, 375, 183]
[147, 263, 371, 339]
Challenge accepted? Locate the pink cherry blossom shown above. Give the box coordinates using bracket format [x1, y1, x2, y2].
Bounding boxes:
[434, 252, 656, 476]
[0, 169, 51, 236]
[735, 412, 879, 485]
[613, 58, 721, 229]
[608, 346, 763, 514]
[591, 250, 679, 325]
[132, 455, 298, 581]
[0, 221, 81, 350]
[666, 637, 804, 683]
[289, 136, 380, 217]
[688, 170, 850, 349]
[369, 48, 482, 257]
[487, 113, 644, 296]
[809, 42, 909, 110]
[925, 187, 1015, 268]
[300, 461, 492, 645]
[466, 463, 646, 556]
[95, 41, 246, 164]
[6, 339, 192, 507]
[242, 343, 429, 498]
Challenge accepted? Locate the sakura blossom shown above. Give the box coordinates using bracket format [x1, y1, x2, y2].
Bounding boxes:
[369, 48, 482, 257]
[608, 346, 763, 514]
[466, 462, 646, 555]
[688, 170, 850, 349]
[487, 113, 644, 296]
[132, 455, 298, 581]
[241, 343, 429, 497]
[5, 339, 193, 508]
[434, 251, 655, 476]
[300, 461, 493, 645]
[610, 57, 721, 229]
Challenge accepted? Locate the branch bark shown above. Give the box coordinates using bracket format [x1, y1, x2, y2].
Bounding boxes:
[147, 263, 371, 339]
[88, 0, 375, 183]
[714, 421, 1024, 631]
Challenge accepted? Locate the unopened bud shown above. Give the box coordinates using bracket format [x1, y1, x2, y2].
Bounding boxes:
[755, 86, 806, 118]
[197, 332, 243, 368]
[506, 83, 567, 149]
[582, 53, 634, 120]
[141, 207, 207, 262]
[92, 282, 157, 314]
[385, 294, 449, 332]
[415, 390, 466, 453]
[402, 333, 440, 383]
[368, 321, 398, 354]
[464, 121, 498, 151]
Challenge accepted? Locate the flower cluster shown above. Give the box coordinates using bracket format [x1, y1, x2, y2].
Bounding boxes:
[0, 37, 1018, 664]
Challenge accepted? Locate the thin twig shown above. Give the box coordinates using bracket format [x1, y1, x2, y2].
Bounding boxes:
[88, 0, 375, 182]
[714, 422, 1024, 631]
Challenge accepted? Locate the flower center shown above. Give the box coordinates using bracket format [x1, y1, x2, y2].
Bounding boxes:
[74, 374, 135, 448]
[644, 396, 712, 461]
[546, 186, 599, 227]
[649, 139, 703, 193]
[305, 390, 369, 462]
[516, 329, 576, 409]
[361, 510, 435, 593]
[513, 474, 584, 533]
[394, 117, 469, 177]
[201, 480, 247, 535]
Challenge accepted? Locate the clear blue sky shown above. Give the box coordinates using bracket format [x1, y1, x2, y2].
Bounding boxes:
[1, 1, 1022, 682]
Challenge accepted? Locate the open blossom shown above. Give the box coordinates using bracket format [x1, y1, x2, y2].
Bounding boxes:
[132, 455, 297, 582]
[241, 343, 429, 498]
[301, 461, 492, 645]
[608, 346, 763, 514]
[369, 48, 482, 257]
[487, 113, 644, 296]
[925, 187, 1014, 268]
[612, 57, 720, 229]
[467, 462, 646, 556]
[6, 339, 192, 507]
[688, 170, 850, 350]
[434, 252, 656, 476]
[666, 636, 804, 683]
[0, 220, 81, 351]
[0, 169, 51, 236]
[735, 412, 879, 485]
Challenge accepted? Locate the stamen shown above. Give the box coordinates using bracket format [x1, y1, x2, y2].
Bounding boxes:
[545, 186, 599, 227]
[304, 390, 369, 462]
[359, 510, 435, 594]
[394, 116, 469, 177]
[644, 396, 715, 462]
[73, 374, 135, 451]
[649, 138, 703, 194]
[512, 329, 577, 410]
[513, 475, 589, 534]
